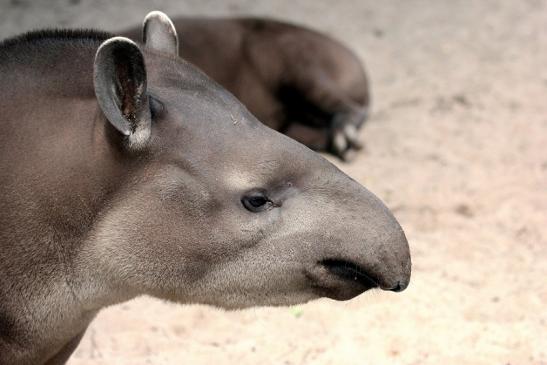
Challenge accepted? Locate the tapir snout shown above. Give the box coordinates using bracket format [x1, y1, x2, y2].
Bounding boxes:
[297, 173, 411, 301]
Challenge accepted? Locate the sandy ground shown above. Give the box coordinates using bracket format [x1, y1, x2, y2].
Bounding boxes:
[1, 0, 546, 364]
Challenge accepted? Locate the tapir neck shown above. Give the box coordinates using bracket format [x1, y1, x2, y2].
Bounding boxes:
[0, 33, 137, 362]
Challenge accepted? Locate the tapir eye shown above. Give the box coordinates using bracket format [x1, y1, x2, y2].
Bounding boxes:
[241, 192, 274, 213]
[149, 95, 164, 118]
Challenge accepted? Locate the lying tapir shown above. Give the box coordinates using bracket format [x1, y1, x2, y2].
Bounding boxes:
[120, 16, 369, 160]
[0, 11, 410, 365]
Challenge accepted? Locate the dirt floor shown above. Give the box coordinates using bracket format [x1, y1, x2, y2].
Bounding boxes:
[1, 0, 546, 364]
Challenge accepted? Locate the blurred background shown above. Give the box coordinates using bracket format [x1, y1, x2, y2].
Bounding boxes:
[1, 0, 546, 364]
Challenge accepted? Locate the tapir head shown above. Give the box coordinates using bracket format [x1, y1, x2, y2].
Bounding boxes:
[88, 11, 410, 309]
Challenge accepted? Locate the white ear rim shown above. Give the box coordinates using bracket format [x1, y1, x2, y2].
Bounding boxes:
[143, 11, 177, 30]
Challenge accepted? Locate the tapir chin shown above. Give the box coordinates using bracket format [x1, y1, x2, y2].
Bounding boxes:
[0, 11, 410, 365]
[120, 15, 370, 160]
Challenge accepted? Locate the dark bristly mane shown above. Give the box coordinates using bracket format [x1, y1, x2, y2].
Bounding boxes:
[0, 28, 112, 56]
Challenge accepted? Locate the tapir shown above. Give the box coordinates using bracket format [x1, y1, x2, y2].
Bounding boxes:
[0, 11, 410, 365]
[120, 16, 370, 160]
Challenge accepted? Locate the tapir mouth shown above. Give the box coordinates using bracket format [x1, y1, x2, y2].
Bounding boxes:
[305, 258, 384, 300]
[320, 259, 379, 290]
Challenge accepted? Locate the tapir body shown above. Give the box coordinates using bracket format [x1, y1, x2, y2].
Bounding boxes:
[0, 12, 409, 365]
[121, 17, 370, 159]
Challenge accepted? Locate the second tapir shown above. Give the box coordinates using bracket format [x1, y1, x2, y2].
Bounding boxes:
[121, 16, 370, 160]
[0, 11, 410, 365]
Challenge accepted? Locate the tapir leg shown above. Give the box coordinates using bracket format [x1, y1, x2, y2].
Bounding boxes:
[278, 72, 368, 160]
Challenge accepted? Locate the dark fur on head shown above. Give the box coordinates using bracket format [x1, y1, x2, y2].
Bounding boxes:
[0, 28, 111, 49]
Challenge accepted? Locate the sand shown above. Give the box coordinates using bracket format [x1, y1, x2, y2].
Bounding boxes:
[1, 0, 546, 364]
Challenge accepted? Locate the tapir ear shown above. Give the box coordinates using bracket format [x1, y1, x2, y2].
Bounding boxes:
[94, 37, 151, 148]
[142, 11, 179, 55]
